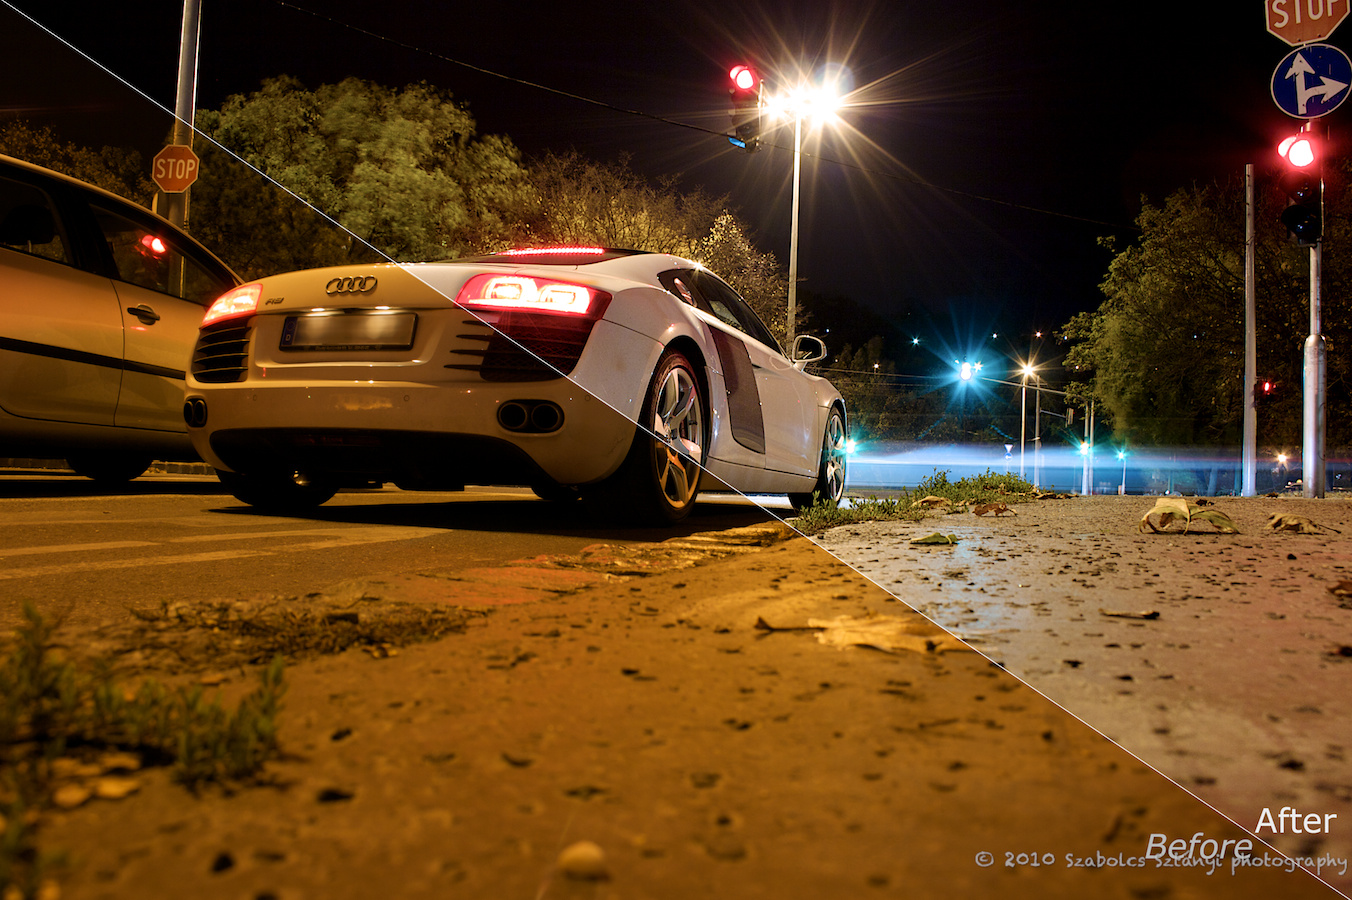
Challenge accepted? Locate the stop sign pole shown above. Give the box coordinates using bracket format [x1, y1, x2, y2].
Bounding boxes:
[157, 0, 201, 231]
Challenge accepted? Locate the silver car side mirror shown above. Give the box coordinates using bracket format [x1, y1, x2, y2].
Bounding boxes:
[791, 334, 827, 367]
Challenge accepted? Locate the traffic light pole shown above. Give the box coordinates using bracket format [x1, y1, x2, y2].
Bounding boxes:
[1242, 164, 1257, 496]
[1304, 242, 1327, 497]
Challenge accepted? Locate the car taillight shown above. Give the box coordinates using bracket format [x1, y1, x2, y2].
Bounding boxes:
[202, 283, 263, 327]
[455, 274, 608, 317]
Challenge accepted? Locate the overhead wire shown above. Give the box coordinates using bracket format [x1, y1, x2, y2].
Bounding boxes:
[268, 0, 1135, 232]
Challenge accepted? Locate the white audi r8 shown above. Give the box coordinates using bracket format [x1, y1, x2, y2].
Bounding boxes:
[184, 247, 847, 523]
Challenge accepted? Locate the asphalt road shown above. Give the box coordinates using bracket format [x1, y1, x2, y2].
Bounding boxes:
[0, 471, 777, 632]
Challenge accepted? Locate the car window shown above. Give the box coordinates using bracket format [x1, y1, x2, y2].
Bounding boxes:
[689, 271, 782, 353]
[91, 205, 231, 305]
[0, 176, 69, 264]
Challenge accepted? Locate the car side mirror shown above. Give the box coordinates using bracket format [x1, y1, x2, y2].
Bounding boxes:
[791, 334, 827, 367]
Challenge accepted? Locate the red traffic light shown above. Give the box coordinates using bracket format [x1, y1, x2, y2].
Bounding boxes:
[1279, 133, 1317, 168]
[729, 65, 758, 92]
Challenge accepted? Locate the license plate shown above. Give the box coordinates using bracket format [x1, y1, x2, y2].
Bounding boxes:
[280, 312, 417, 351]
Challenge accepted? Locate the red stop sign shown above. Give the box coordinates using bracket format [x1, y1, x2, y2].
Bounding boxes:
[151, 144, 200, 193]
[1267, 0, 1349, 46]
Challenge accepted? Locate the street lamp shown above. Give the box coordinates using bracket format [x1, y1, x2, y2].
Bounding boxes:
[1019, 362, 1040, 486]
[764, 76, 844, 347]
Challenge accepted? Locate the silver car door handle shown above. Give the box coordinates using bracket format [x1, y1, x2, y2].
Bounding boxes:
[127, 305, 161, 323]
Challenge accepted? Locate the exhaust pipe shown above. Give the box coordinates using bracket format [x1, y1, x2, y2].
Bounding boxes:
[183, 398, 208, 428]
[497, 400, 563, 434]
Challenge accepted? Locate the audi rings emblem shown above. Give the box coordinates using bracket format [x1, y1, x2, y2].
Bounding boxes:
[325, 275, 378, 295]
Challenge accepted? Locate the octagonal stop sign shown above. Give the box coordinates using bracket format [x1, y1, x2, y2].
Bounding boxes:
[151, 144, 200, 194]
[1267, 0, 1350, 46]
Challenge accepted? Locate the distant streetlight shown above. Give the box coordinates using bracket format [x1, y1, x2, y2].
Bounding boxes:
[1019, 362, 1040, 485]
[764, 75, 845, 346]
[1117, 448, 1128, 495]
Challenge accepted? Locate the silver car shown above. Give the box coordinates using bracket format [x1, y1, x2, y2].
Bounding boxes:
[0, 154, 239, 481]
[185, 248, 847, 522]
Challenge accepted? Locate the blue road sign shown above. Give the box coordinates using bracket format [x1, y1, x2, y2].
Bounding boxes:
[1272, 43, 1352, 119]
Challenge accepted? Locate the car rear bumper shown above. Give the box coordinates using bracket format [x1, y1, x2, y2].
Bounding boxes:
[186, 381, 637, 487]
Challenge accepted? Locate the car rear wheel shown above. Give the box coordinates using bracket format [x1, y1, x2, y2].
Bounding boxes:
[66, 453, 152, 483]
[610, 349, 708, 524]
[215, 468, 337, 512]
[530, 480, 583, 503]
[789, 406, 847, 512]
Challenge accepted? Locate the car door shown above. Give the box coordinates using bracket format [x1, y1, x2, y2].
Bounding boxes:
[0, 171, 123, 426]
[688, 272, 818, 476]
[89, 203, 236, 432]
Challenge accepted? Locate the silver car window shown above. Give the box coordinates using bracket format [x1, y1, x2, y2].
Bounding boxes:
[0, 177, 68, 264]
[91, 205, 229, 305]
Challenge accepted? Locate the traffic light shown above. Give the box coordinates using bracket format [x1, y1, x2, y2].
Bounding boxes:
[1255, 378, 1277, 407]
[727, 64, 762, 152]
[1278, 132, 1322, 246]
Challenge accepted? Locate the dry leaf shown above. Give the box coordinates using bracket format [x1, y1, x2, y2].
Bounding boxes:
[911, 495, 952, 510]
[1139, 498, 1239, 534]
[99, 752, 142, 774]
[972, 502, 1015, 516]
[52, 784, 92, 810]
[807, 613, 970, 653]
[1266, 514, 1338, 534]
[1099, 609, 1160, 620]
[93, 777, 141, 800]
[911, 532, 959, 545]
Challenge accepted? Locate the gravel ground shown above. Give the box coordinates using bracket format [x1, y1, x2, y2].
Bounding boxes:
[815, 494, 1352, 896]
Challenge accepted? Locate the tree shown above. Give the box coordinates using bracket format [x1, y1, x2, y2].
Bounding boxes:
[1060, 173, 1343, 448]
[0, 121, 154, 205]
[519, 154, 794, 345]
[517, 151, 722, 255]
[191, 77, 532, 279]
[826, 337, 904, 440]
[695, 212, 790, 345]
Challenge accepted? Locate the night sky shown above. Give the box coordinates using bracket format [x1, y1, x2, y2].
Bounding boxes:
[0, 0, 1340, 365]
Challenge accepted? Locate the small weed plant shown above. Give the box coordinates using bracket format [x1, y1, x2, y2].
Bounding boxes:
[1, 602, 285, 898]
[793, 468, 1038, 534]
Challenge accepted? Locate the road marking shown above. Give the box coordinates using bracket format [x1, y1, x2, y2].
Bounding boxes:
[1, 540, 158, 557]
[0, 526, 444, 579]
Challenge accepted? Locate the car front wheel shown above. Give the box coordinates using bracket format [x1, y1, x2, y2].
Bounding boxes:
[610, 349, 708, 524]
[789, 405, 847, 512]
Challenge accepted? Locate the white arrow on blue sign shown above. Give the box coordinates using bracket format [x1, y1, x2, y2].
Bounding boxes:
[1271, 43, 1352, 119]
